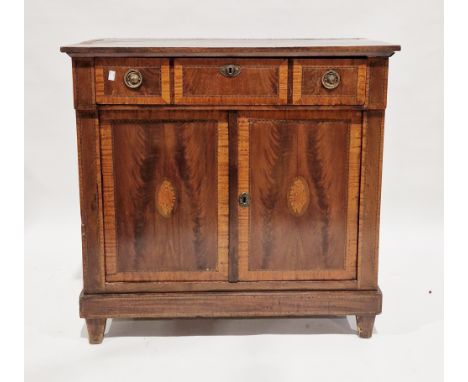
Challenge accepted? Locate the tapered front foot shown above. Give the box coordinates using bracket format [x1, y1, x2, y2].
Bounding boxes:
[356, 315, 376, 338]
[85, 318, 107, 344]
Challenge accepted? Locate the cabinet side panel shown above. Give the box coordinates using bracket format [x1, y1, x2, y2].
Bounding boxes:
[72, 58, 95, 110]
[366, 58, 389, 109]
[358, 111, 385, 289]
[76, 112, 105, 292]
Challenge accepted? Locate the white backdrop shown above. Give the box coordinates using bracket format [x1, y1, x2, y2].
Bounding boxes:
[25, 1, 443, 381]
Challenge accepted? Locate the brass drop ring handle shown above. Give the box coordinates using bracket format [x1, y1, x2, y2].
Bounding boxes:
[321, 69, 340, 89]
[219, 64, 241, 78]
[124, 69, 143, 89]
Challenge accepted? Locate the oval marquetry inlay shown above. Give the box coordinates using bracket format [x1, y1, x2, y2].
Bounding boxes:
[156, 179, 177, 218]
[287, 176, 310, 217]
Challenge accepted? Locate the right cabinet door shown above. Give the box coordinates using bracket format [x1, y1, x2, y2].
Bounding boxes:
[237, 111, 362, 281]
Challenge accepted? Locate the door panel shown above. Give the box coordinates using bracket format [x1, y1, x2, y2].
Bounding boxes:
[100, 111, 228, 282]
[237, 111, 361, 281]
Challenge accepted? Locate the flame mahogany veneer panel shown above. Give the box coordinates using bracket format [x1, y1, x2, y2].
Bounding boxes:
[100, 111, 229, 282]
[237, 111, 361, 281]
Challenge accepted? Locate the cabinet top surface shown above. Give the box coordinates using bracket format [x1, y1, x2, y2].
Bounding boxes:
[60, 38, 400, 57]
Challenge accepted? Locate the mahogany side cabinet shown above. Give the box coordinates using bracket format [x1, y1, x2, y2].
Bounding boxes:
[61, 39, 400, 343]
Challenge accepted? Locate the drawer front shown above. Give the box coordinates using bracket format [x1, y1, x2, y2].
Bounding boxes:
[95, 58, 170, 104]
[292, 59, 367, 105]
[174, 59, 288, 105]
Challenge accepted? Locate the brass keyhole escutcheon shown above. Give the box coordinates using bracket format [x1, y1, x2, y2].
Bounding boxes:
[219, 64, 241, 78]
[321, 69, 341, 89]
[124, 69, 143, 89]
[238, 192, 250, 207]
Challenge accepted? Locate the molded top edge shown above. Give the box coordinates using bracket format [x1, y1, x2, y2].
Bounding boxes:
[60, 38, 401, 57]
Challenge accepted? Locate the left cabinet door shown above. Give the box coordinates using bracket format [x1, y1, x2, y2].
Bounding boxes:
[99, 111, 229, 282]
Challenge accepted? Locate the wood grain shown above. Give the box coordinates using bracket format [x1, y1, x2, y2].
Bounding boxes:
[356, 314, 376, 338]
[174, 59, 288, 105]
[358, 111, 385, 289]
[61, 38, 400, 57]
[76, 111, 105, 293]
[366, 58, 389, 109]
[293, 59, 367, 105]
[237, 110, 361, 281]
[95, 58, 170, 104]
[100, 111, 228, 282]
[99, 123, 117, 274]
[80, 289, 383, 319]
[217, 121, 230, 280]
[228, 112, 239, 282]
[238, 117, 250, 281]
[102, 279, 359, 293]
[85, 318, 106, 344]
[72, 58, 95, 110]
[98, 104, 369, 111]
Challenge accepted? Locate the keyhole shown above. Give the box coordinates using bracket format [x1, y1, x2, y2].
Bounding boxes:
[239, 192, 250, 207]
[227, 66, 234, 75]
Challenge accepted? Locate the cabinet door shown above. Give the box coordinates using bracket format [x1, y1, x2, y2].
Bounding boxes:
[237, 111, 361, 281]
[100, 111, 228, 282]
